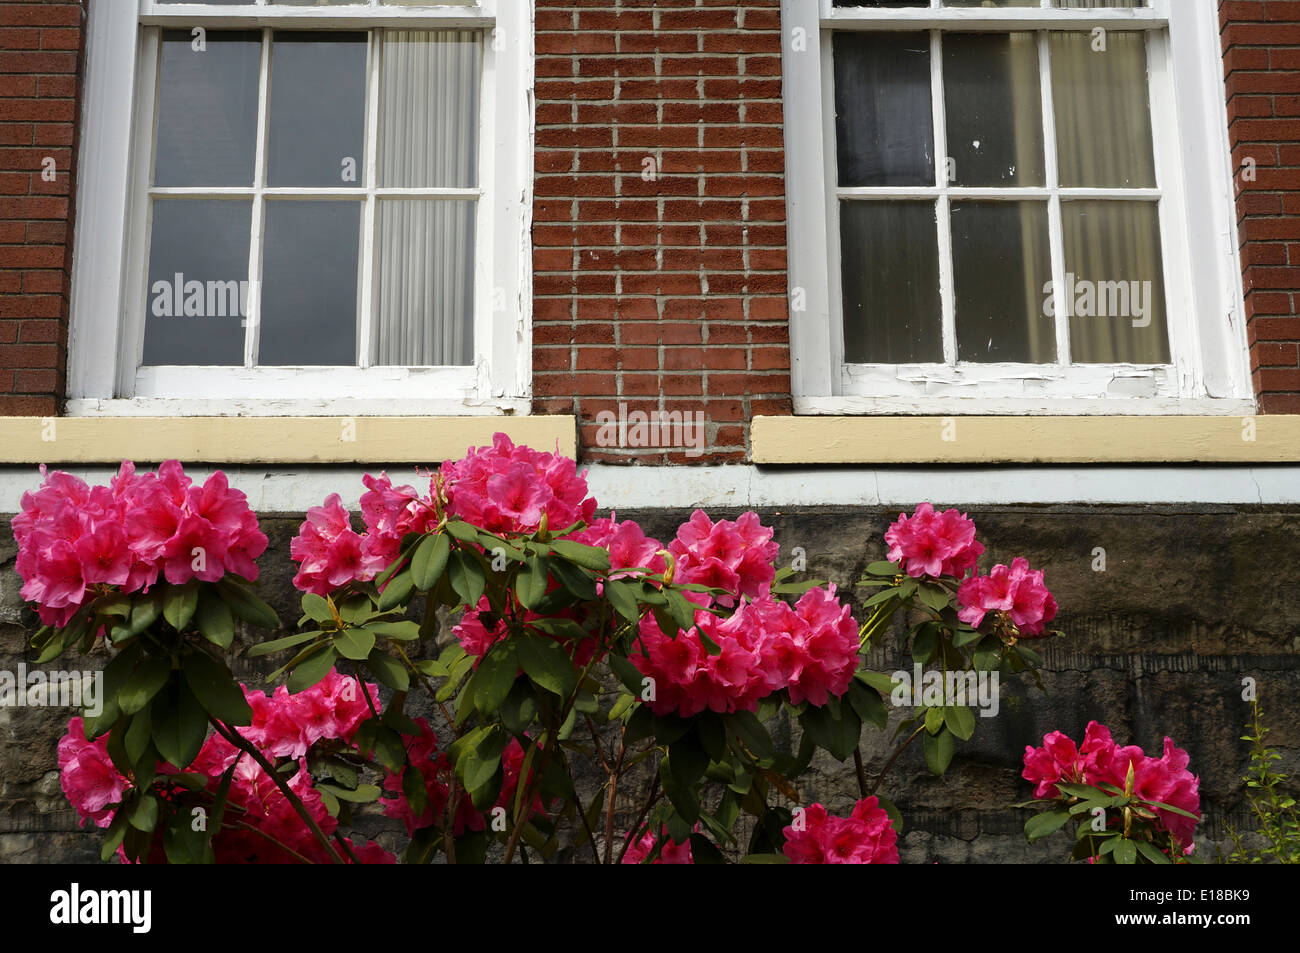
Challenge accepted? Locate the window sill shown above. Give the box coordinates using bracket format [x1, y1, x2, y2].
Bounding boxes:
[0, 415, 576, 465]
[751, 415, 1300, 465]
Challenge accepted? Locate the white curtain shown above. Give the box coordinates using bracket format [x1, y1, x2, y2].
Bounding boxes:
[373, 29, 481, 367]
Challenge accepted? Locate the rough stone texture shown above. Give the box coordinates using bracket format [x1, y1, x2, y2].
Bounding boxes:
[3, 504, 1298, 863]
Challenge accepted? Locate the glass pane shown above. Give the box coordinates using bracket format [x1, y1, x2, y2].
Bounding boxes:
[943, 33, 1044, 187]
[833, 32, 934, 187]
[945, 1, 1038, 6]
[840, 201, 942, 364]
[952, 201, 1054, 363]
[267, 32, 368, 188]
[374, 200, 476, 367]
[1051, 31, 1155, 188]
[1061, 200, 1169, 364]
[834, 1, 926, 6]
[154, 31, 260, 187]
[1054, 1, 1146, 7]
[144, 199, 250, 366]
[258, 201, 361, 366]
[380, 31, 482, 189]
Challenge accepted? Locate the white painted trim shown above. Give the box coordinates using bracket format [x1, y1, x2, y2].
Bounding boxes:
[72, 1, 533, 411]
[1, 462, 1297, 512]
[66, 6, 139, 401]
[782, 0, 1254, 414]
[64, 397, 530, 417]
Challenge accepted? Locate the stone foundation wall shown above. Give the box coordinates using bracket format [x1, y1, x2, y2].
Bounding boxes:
[3, 503, 1298, 863]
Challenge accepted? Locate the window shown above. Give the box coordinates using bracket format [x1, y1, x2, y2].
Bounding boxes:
[782, 0, 1254, 415]
[68, 0, 532, 415]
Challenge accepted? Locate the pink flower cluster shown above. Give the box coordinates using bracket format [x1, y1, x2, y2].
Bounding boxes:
[781, 797, 900, 864]
[442, 433, 596, 536]
[622, 827, 694, 864]
[291, 474, 437, 596]
[381, 718, 545, 836]
[1023, 721, 1201, 851]
[14, 462, 268, 627]
[633, 510, 857, 718]
[885, 503, 983, 580]
[957, 557, 1058, 637]
[58, 670, 392, 864]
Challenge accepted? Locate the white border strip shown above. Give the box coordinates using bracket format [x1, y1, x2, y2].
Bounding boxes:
[0, 464, 1296, 513]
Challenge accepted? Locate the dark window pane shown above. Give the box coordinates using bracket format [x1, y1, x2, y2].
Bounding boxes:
[258, 201, 361, 366]
[154, 31, 260, 187]
[267, 32, 368, 188]
[1062, 200, 1169, 364]
[834, 1, 927, 5]
[144, 199, 250, 366]
[840, 201, 943, 364]
[952, 201, 1054, 363]
[833, 32, 934, 187]
[943, 33, 1044, 187]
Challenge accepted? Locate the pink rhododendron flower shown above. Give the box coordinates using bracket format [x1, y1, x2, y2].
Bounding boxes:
[885, 503, 983, 579]
[781, 798, 899, 864]
[1023, 721, 1201, 853]
[290, 494, 369, 595]
[441, 433, 596, 536]
[633, 585, 859, 718]
[622, 827, 694, 864]
[14, 461, 267, 626]
[58, 717, 127, 828]
[957, 557, 1058, 636]
[669, 510, 778, 605]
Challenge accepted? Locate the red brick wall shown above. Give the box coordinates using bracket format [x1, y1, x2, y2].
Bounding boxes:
[531, 0, 793, 464]
[1221, 0, 1300, 414]
[0, 0, 83, 417]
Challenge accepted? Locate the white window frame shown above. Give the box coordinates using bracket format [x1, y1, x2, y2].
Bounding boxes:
[782, 0, 1254, 416]
[67, 0, 534, 417]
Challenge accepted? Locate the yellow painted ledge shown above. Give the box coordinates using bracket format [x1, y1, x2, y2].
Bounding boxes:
[751, 416, 1300, 465]
[0, 416, 577, 466]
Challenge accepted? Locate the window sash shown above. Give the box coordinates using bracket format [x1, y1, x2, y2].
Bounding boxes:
[134, 28, 484, 376]
[829, 28, 1169, 376]
[780, 0, 1251, 413]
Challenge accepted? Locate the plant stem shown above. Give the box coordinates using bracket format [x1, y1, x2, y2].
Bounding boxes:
[869, 724, 926, 796]
[207, 716, 345, 864]
[852, 747, 869, 798]
[617, 771, 662, 864]
[603, 725, 628, 865]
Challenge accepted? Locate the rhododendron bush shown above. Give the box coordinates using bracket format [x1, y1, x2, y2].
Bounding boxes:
[1019, 722, 1202, 864]
[14, 435, 1075, 864]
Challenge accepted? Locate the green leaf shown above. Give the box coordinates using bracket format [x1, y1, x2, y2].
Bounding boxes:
[217, 578, 280, 630]
[547, 556, 597, 602]
[728, 710, 775, 761]
[364, 620, 421, 642]
[918, 584, 950, 612]
[923, 726, 955, 776]
[411, 533, 451, 592]
[287, 644, 338, 694]
[1024, 809, 1071, 842]
[194, 587, 236, 650]
[119, 655, 173, 716]
[317, 783, 381, 804]
[365, 650, 410, 692]
[471, 640, 520, 713]
[448, 551, 487, 607]
[1113, 838, 1137, 865]
[669, 733, 709, 789]
[333, 626, 377, 662]
[945, 704, 976, 741]
[301, 592, 334, 625]
[516, 635, 577, 699]
[855, 670, 899, 694]
[163, 582, 199, 632]
[150, 679, 208, 770]
[548, 539, 611, 573]
[377, 570, 414, 612]
[1135, 840, 1171, 864]
[605, 579, 641, 623]
[848, 679, 888, 731]
[739, 853, 789, 864]
[924, 704, 945, 734]
[246, 630, 322, 658]
[865, 560, 900, 577]
[129, 793, 159, 833]
[123, 706, 153, 767]
[445, 521, 479, 544]
[517, 556, 550, 610]
[182, 651, 253, 726]
[163, 810, 210, 864]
